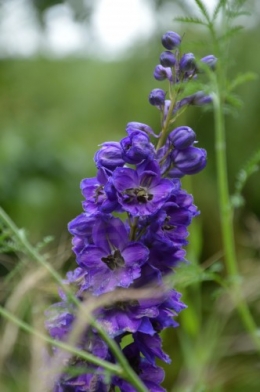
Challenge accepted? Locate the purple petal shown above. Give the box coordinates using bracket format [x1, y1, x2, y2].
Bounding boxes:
[134, 333, 171, 365]
[92, 215, 128, 251]
[122, 242, 149, 266]
[113, 167, 139, 191]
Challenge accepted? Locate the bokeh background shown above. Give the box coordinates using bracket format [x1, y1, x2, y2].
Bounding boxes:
[1, 0, 260, 391]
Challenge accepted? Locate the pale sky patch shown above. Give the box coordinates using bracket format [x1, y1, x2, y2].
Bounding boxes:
[0, 0, 256, 58]
[91, 0, 155, 54]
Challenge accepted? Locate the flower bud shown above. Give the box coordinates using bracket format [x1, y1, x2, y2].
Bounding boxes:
[149, 88, 166, 106]
[121, 131, 155, 164]
[191, 91, 212, 105]
[173, 92, 212, 112]
[171, 147, 207, 175]
[168, 126, 196, 150]
[160, 51, 176, 67]
[179, 53, 196, 72]
[94, 142, 125, 171]
[154, 64, 172, 81]
[200, 55, 217, 69]
[161, 31, 181, 50]
[126, 122, 159, 138]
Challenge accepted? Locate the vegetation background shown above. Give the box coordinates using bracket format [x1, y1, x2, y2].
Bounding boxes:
[0, 0, 260, 391]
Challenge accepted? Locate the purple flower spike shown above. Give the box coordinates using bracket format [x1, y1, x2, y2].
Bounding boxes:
[112, 164, 174, 216]
[149, 88, 166, 107]
[161, 31, 181, 50]
[46, 29, 211, 392]
[121, 131, 155, 164]
[179, 52, 196, 72]
[168, 126, 196, 149]
[172, 146, 207, 175]
[160, 51, 176, 67]
[154, 64, 172, 81]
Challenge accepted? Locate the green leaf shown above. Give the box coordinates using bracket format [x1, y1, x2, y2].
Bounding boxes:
[228, 72, 258, 92]
[36, 235, 54, 250]
[194, 0, 211, 23]
[170, 263, 220, 288]
[174, 16, 207, 26]
[212, 0, 227, 21]
[232, 149, 260, 208]
[220, 25, 244, 41]
[224, 93, 243, 109]
[226, 10, 250, 18]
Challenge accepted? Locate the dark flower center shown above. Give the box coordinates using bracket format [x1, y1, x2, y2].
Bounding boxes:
[162, 215, 175, 231]
[105, 299, 139, 311]
[131, 356, 141, 375]
[94, 185, 104, 203]
[101, 249, 125, 270]
[124, 187, 153, 204]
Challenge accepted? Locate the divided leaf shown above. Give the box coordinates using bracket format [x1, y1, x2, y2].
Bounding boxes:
[174, 16, 207, 26]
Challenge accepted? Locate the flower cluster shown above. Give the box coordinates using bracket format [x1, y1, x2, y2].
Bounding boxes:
[46, 31, 215, 391]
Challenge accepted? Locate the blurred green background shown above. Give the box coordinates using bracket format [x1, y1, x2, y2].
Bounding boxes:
[0, 1, 259, 245]
[1, 0, 260, 391]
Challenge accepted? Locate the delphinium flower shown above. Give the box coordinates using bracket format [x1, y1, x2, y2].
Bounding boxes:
[45, 31, 216, 391]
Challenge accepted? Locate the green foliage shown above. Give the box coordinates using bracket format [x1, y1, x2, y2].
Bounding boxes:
[174, 16, 207, 26]
[194, 0, 211, 22]
[232, 148, 260, 207]
[228, 72, 258, 92]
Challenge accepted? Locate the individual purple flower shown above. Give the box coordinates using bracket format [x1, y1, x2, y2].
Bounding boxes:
[161, 31, 181, 50]
[146, 244, 186, 273]
[191, 91, 213, 105]
[55, 370, 109, 392]
[94, 142, 125, 171]
[78, 215, 149, 295]
[179, 52, 196, 72]
[45, 302, 74, 341]
[152, 290, 187, 331]
[146, 209, 189, 249]
[96, 298, 159, 338]
[200, 54, 217, 69]
[113, 342, 166, 392]
[126, 122, 159, 138]
[112, 161, 174, 216]
[160, 51, 176, 67]
[58, 267, 89, 300]
[68, 213, 96, 250]
[146, 191, 198, 249]
[173, 92, 212, 116]
[80, 168, 119, 214]
[149, 88, 166, 107]
[171, 146, 207, 175]
[168, 126, 196, 149]
[154, 64, 172, 81]
[133, 332, 171, 365]
[120, 131, 155, 164]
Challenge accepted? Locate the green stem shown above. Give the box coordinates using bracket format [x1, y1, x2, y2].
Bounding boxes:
[156, 90, 177, 151]
[213, 90, 237, 276]
[213, 85, 260, 352]
[0, 305, 121, 375]
[0, 207, 148, 392]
